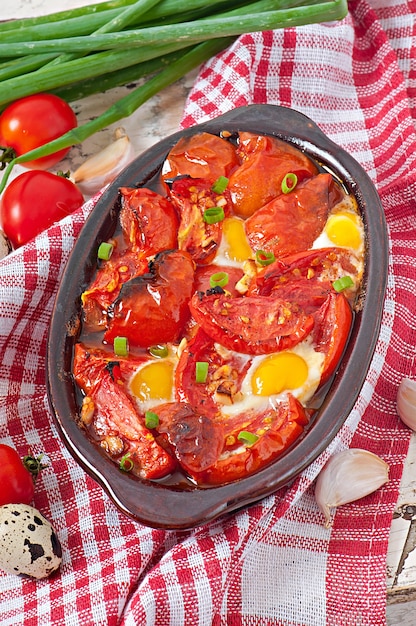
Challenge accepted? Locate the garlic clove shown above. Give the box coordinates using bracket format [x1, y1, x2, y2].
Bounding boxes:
[315, 448, 389, 527]
[0, 229, 12, 258]
[73, 130, 135, 196]
[397, 377, 416, 431]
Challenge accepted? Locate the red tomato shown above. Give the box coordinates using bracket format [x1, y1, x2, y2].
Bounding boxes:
[170, 176, 230, 265]
[104, 249, 195, 348]
[162, 131, 239, 183]
[194, 395, 309, 485]
[91, 369, 176, 479]
[0, 444, 35, 506]
[313, 292, 353, 384]
[119, 186, 179, 254]
[189, 289, 314, 355]
[0, 94, 77, 170]
[245, 173, 344, 258]
[0, 170, 84, 248]
[228, 132, 318, 217]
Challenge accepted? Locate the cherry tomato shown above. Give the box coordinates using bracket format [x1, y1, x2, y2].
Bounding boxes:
[0, 94, 77, 170]
[245, 173, 344, 258]
[0, 444, 35, 506]
[0, 170, 84, 249]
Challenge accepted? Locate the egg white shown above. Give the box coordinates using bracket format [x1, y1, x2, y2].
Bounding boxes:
[219, 339, 325, 418]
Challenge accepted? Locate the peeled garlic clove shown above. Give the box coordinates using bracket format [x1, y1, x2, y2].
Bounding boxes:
[397, 377, 416, 430]
[73, 131, 135, 196]
[315, 448, 389, 527]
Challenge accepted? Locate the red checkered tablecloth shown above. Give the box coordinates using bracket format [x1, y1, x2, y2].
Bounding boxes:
[0, 0, 415, 624]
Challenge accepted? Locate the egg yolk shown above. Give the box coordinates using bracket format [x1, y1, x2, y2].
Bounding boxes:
[324, 211, 362, 250]
[130, 360, 174, 401]
[222, 217, 252, 262]
[251, 352, 308, 396]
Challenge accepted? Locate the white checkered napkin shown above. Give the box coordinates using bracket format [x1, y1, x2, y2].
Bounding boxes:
[0, 1, 416, 625]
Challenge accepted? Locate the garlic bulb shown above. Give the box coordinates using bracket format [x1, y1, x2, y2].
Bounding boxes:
[315, 448, 389, 527]
[73, 129, 135, 196]
[397, 377, 416, 430]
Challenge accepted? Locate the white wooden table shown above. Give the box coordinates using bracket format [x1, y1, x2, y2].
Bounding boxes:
[4, 2, 416, 623]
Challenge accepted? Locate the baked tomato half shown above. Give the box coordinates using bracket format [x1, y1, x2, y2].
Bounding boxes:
[245, 173, 344, 258]
[118, 187, 178, 254]
[73, 344, 176, 479]
[104, 249, 195, 348]
[162, 131, 239, 183]
[228, 132, 318, 218]
[169, 177, 230, 265]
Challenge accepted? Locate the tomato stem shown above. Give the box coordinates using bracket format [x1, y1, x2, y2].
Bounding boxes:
[22, 453, 48, 482]
[0, 146, 18, 170]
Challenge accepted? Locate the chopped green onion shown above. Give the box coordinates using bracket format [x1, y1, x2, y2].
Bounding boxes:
[209, 271, 229, 288]
[97, 241, 114, 260]
[256, 249, 275, 266]
[281, 172, 298, 194]
[332, 275, 354, 292]
[119, 453, 134, 472]
[211, 175, 229, 194]
[195, 361, 209, 383]
[203, 206, 225, 224]
[237, 430, 259, 446]
[145, 410, 160, 429]
[149, 344, 169, 358]
[114, 336, 129, 356]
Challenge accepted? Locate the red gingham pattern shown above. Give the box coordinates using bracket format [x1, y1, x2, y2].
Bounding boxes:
[0, 1, 415, 624]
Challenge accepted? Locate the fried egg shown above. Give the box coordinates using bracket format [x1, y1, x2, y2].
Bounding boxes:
[220, 340, 325, 417]
[313, 198, 365, 256]
[129, 356, 177, 412]
[213, 216, 253, 268]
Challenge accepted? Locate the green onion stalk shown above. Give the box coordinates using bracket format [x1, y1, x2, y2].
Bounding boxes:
[0, 0, 348, 193]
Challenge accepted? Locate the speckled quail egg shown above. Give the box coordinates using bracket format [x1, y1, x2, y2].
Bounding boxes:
[0, 504, 62, 579]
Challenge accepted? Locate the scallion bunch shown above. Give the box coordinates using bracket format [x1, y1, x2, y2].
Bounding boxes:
[0, 0, 347, 192]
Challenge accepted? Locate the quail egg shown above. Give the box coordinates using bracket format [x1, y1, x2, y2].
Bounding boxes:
[0, 504, 62, 579]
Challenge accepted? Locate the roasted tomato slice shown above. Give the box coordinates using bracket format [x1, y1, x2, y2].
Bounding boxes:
[198, 394, 309, 485]
[175, 328, 252, 415]
[313, 291, 353, 384]
[245, 173, 344, 258]
[118, 187, 178, 254]
[189, 288, 314, 355]
[104, 249, 195, 348]
[162, 131, 239, 183]
[228, 132, 318, 218]
[252, 247, 361, 309]
[73, 347, 176, 479]
[152, 402, 224, 475]
[81, 187, 179, 330]
[154, 394, 309, 485]
[73, 342, 148, 394]
[81, 250, 148, 331]
[169, 177, 230, 265]
[89, 368, 176, 479]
